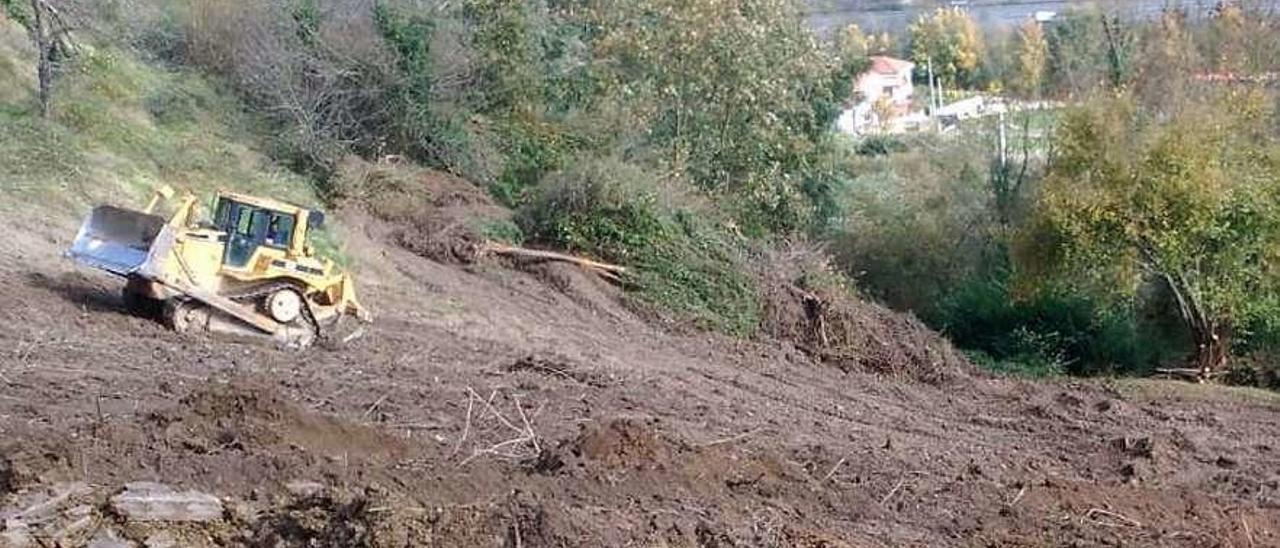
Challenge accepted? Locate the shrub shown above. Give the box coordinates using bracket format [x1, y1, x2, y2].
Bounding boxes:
[936, 274, 1160, 376]
[854, 135, 908, 157]
[518, 158, 760, 335]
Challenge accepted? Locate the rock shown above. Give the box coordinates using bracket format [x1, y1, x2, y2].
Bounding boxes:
[1, 482, 93, 526]
[87, 527, 133, 548]
[53, 508, 98, 545]
[0, 522, 34, 547]
[110, 482, 223, 523]
[285, 480, 325, 498]
[143, 531, 179, 548]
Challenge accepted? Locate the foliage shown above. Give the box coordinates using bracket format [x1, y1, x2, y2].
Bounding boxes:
[1018, 91, 1280, 371]
[1, 0, 29, 27]
[1132, 10, 1200, 112]
[938, 273, 1164, 376]
[908, 7, 983, 88]
[853, 135, 907, 157]
[0, 41, 316, 219]
[462, 0, 540, 114]
[1043, 10, 1136, 97]
[372, 3, 475, 179]
[833, 135, 998, 314]
[519, 157, 761, 335]
[585, 0, 859, 234]
[1009, 19, 1046, 98]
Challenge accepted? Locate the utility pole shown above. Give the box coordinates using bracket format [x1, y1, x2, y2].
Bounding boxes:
[927, 57, 940, 132]
[998, 111, 1007, 170]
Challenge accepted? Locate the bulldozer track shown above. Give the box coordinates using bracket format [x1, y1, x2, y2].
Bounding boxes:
[168, 280, 323, 345]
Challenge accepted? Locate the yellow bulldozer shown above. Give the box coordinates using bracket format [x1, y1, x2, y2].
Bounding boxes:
[67, 186, 371, 348]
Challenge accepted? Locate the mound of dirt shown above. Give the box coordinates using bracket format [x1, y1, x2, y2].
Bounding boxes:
[335, 156, 511, 263]
[757, 245, 969, 384]
[571, 418, 675, 470]
[148, 380, 406, 461]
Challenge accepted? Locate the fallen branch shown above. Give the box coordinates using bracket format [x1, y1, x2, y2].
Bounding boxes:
[481, 243, 627, 281]
[880, 471, 927, 506]
[1085, 508, 1142, 528]
[1006, 485, 1028, 508]
[695, 427, 766, 448]
[457, 387, 542, 465]
[821, 457, 847, 483]
[1154, 368, 1224, 382]
[361, 394, 390, 421]
[449, 391, 476, 460]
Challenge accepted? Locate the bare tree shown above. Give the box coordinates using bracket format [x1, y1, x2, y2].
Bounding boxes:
[2, 0, 77, 117]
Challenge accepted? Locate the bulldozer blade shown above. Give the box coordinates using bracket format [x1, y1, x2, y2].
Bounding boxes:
[67, 205, 166, 277]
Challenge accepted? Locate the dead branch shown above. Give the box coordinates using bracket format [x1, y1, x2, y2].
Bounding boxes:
[1154, 368, 1226, 382]
[449, 391, 475, 459]
[361, 394, 389, 421]
[466, 387, 521, 436]
[821, 457, 847, 483]
[695, 427, 766, 448]
[457, 387, 541, 465]
[481, 243, 628, 281]
[1006, 485, 1028, 508]
[880, 471, 927, 506]
[1085, 508, 1143, 528]
[513, 394, 540, 454]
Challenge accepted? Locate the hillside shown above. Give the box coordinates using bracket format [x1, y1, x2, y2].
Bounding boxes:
[1, 8, 1279, 548]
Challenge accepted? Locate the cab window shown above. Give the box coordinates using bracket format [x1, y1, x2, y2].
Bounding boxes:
[266, 212, 295, 249]
[213, 199, 232, 230]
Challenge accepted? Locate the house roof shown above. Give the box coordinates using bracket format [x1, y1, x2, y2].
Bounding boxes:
[868, 56, 914, 75]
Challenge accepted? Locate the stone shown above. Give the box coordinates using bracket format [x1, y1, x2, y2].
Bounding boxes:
[0, 522, 34, 547]
[1, 482, 92, 526]
[285, 480, 325, 498]
[143, 531, 179, 548]
[110, 482, 223, 523]
[86, 527, 133, 548]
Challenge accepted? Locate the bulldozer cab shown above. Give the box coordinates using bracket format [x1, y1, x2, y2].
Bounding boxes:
[211, 192, 317, 269]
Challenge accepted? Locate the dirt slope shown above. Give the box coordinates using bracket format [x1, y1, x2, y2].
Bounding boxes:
[1, 184, 1278, 547]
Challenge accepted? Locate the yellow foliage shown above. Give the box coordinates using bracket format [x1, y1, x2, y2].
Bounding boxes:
[909, 7, 984, 87]
[1011, 19, 1046, 97]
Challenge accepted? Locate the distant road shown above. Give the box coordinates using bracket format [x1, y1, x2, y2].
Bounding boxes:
[808, 0, 1280, 33]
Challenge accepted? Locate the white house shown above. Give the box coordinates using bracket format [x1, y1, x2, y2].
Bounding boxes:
[837, 56, 917, 134]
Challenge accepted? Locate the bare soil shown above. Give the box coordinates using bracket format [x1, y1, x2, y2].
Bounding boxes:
[1, 184, 1278, 547]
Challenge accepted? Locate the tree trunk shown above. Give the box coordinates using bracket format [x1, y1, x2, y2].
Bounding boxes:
[1191, 324, 1230, 379]
[1154, 266, 1228, 380]
[29, 0, 51, 118]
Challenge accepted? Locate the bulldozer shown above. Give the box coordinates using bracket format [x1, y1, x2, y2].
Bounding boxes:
[67, 186, 371, 348]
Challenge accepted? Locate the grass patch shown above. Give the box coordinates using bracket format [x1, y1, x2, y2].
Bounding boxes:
[0, 31, 349, 265]
[1112, 378, 1280, 407]
[0, 42, 319, 220]
[966, 349, 1064, 379]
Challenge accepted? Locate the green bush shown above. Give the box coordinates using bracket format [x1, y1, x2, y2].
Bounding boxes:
[518, 158, 760, 335]
[854, 135, 908, 157]
[936, 273, 1158, 376]
[966, 348, 1064, 379]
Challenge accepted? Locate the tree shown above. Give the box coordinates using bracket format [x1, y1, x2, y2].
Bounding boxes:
[2, 0, 77, 118]
[1132, 10, 1200, 114]
[834, 23, 869, 61]
[463, 0, 542, 113]
[908, 7, 983, 88]
[1019, 92, 1280, 377]
[586, 0, 851, 233]
[1043, 9, 1134, 97]
[1009, 19, 1046, 98]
